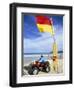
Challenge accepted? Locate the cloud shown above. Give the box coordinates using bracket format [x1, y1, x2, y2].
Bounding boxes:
[23, 30, 63, 53]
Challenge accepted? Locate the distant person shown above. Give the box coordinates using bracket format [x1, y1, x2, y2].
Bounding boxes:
[38, 55, 46, 63]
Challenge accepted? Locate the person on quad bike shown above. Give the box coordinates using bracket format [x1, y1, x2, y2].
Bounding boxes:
[38, 55, 47, 63]
[28, 55, 50, 75]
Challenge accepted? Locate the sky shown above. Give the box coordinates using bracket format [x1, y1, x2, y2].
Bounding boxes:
[23, 14, 63, 54]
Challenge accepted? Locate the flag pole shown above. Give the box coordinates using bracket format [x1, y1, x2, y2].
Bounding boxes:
[50, 18, 58, 73]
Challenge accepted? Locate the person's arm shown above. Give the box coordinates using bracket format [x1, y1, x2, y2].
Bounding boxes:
[38, 57, 41, 61]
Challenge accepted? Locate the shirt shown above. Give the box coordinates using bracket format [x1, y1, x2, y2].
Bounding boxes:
[39, 57, 47, 62]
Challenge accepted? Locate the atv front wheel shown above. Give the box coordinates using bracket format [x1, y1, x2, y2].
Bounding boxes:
[32, 67, 39, 75]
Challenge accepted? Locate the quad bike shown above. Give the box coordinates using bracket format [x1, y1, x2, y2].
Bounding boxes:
[28, 60, 50, 75]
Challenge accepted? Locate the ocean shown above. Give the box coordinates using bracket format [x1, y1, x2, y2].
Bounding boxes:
[23, 53, 63, 65]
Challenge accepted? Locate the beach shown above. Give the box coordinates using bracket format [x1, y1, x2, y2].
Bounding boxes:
[22, 53, 63, 75]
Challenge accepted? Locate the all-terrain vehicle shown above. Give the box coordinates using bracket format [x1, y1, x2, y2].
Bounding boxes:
[28, 60, 50, 75]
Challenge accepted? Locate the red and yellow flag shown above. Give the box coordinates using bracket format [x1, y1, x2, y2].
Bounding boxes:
[36, 16, 54, 35]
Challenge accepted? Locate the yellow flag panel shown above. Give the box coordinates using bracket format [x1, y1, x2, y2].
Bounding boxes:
[37, 24, 54, 35]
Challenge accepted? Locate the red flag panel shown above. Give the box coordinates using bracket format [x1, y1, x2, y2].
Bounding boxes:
[36, 15, 52, 25]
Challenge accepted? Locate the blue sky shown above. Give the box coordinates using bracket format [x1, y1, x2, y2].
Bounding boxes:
[23, 14, 63, 54]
